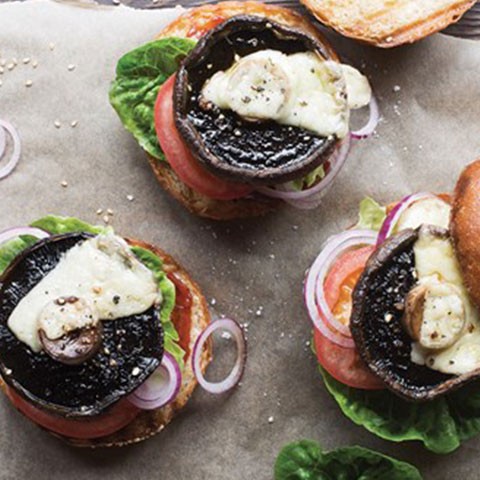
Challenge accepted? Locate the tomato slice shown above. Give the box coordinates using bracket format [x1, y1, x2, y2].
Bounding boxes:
[154, 75, 253, 200]
[7, 387, 140, 439]
[315, 246, 385, 390]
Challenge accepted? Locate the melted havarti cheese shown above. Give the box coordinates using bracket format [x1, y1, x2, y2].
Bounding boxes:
[411, 229, 480, 374]
[8, 234, 159, 352]
[395, 197, 451, 232]
[201, 50, 371, 139]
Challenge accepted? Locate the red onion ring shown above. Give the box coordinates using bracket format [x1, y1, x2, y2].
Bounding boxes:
[192, 318, 246, 394]
[376, 192, 438, 245]
[255, 136, 351, 208]
[0, 120, 21, 180]
[0, 126, 5, 158]
[304, 229, 378, 348]
[350, 95, 380, 140]
[0, 227, 50, 247]
[127, 352, 181, 410]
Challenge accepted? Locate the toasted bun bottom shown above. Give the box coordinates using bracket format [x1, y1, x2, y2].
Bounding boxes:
[300, 0, 475, 48]
[149, 1, 337, 220]
[0, 239, 212, 448]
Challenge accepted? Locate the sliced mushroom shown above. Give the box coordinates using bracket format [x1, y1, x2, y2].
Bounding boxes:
[38, 296, 102, 365]
[403, 279, 466, 350]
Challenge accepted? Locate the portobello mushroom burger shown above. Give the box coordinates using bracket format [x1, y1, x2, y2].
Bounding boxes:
[0, 216, 246, 447]
[304, 160, 480, 454]
[110, 1, 378, 220]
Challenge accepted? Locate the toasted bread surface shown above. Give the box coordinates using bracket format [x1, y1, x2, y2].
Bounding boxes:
[300, 0, 475, 47]
[149, 1, 337, 220]
[451, 160, 480, 311]
[0, 239, 212, 448]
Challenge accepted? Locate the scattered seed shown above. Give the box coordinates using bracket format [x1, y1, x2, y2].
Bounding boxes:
[0, 59, 6, 67]
[67, 64, 76, 71]
[107, 208, 114, 216]
[132, 367, 141, 376]
[0, 80, 2, 87]
[0, 67, 4, 74]
[22, 57, 31, 64]
[70, 120, 78, 128]
[112, 0, 121, 4]
[126, 194, 134, 202]
[32, 60, 38, 69]
[268, 416, 274, 424]
[61, 180, 68, 188]
[25, 80, 33, 87]
[54, 120, 61, 128]
[7, 63, 14, 71]
[96, 208, 103, 215]
[103, 215, 110, 224]
[12, 57, 17, 66]
[49, 42, 55, 51]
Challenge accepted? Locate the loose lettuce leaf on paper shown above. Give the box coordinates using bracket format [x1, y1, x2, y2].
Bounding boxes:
[0, 216, 185, 368]
[274, 440, 422, 480]
[109, 37, 196, 160]
[355, 197, 386, 231]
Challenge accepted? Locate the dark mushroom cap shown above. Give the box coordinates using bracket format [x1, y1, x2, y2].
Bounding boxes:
[350, 226, 480, 401]
[174, 15, 339, 185]
[0, 233, 163, 418]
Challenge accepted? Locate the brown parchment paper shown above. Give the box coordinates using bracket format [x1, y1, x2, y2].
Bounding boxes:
[1, 1, 480, 479]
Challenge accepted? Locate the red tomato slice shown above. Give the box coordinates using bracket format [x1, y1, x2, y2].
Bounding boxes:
[154, 75, 253, 200]
[7, 387, 140, 439]
[315, 246, 385, 390]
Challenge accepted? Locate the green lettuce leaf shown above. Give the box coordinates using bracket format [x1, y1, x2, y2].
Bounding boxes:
[109, 37, 196, 160]
[274, 440, 422, 480]
[0, 216, 185, 368]
[321, 367, 480, 454]
[290, 165, 326, 191]
[355, 197, 386, 231]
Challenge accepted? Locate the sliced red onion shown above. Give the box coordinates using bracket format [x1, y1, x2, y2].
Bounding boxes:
[376, 192, 437, 245]
[304, 229, 378, 348]
[128, 352, 181, 410]
[255, 136, 351, 209]
[0, 125, 5, 158]
[0, 227, 50, 247]
[192, 318, 246, 394]
[350, 95, 379, 140]
[0, 120, 21, 180]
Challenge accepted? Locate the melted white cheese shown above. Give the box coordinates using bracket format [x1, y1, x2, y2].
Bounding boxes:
[395, 197, 451, 232]
[8, 234, 159, 352]
[201, 50, 371, 139]
[411, 229, 480, 374]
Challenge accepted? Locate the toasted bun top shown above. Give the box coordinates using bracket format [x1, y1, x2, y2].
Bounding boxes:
[300, 0, 475, 47]
[451, 160, 480, 309]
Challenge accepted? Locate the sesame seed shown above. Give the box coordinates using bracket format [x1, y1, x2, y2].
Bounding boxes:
[54, 120, 61, 128]
[61, 180, 68, 188]
[0, 59, 5, 67]
[70, 120, 78, 128]
[0, 67, 4, 74]
[49, 42, 55, 51]
[268, 416, 274, 424]
[67, 64, 76, 71]
[25, 80, 33, 87]
[126, 194, 134, 202]
[112, 0, 120, 4]
[32, 60, 38, 69]
[22, 57, 30, 64]
[7, 63, 14, 71]
[12, 58, 17, 66]
[107, 208, 114, 216]
[0, 80, 2, 87]
[103, 215, 110, 224]
[132, 367, 141, 376]
[96, 208, 103, 215]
